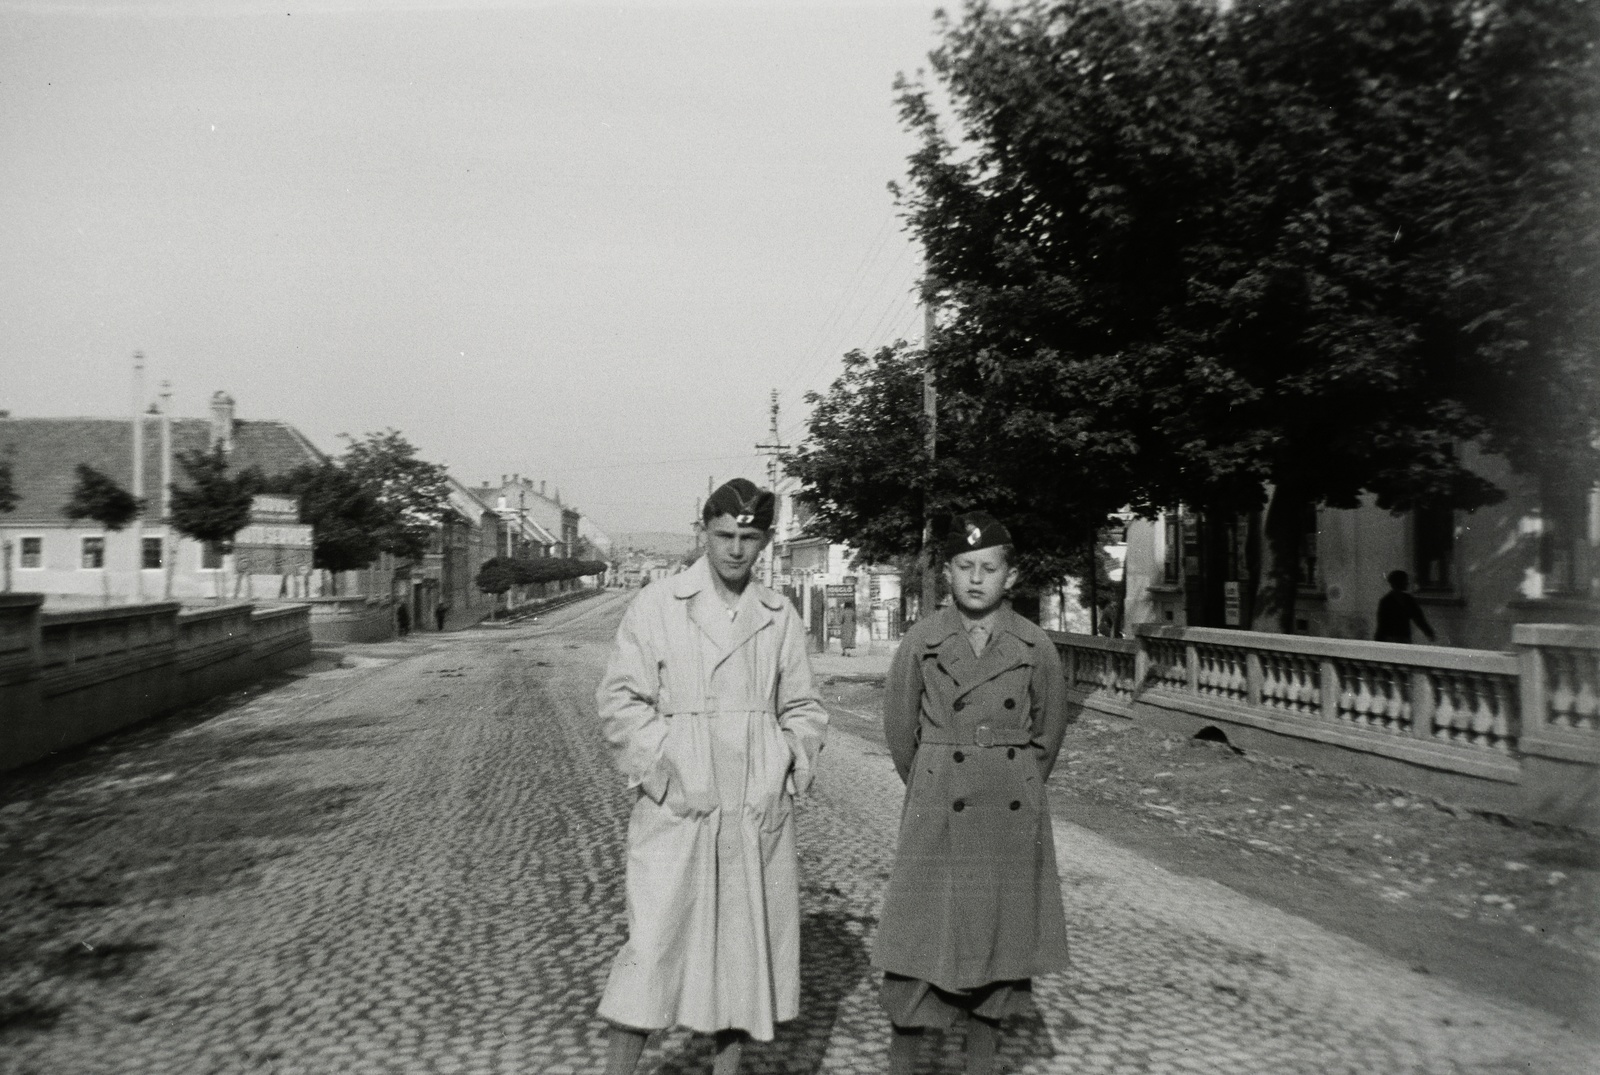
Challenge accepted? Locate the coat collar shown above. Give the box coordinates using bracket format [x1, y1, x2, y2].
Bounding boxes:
[671, 555, 784, 609]
[923, 602, 1036, 697]
[673, 556, 783, 661]
[920, 602, 1034, 648]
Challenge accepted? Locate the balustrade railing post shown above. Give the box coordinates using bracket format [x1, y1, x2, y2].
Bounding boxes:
[1185, 641, 1199, 695]
[1321, 658, 1339, 719]
[1410, 669, 1435, 740]
[1134, 633, 1150, 691]
[1245, 651, 1263, 708]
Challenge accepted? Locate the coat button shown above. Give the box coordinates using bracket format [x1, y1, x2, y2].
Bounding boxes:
[1004, 698, 1017, 709]
[953, 751, 965, 763]
[1010, 800, 1021, 811]
[953, 699, 966, 711]
[1007, 748, 1016, 760]
[953, 799, 965, 812]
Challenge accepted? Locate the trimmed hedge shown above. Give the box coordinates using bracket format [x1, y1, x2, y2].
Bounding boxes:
[476, 556, 607, 594]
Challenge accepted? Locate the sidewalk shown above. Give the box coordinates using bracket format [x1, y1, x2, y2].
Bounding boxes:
[810, 639, 897, 681]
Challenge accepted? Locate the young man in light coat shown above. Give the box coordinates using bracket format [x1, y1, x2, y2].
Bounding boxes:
[597, 478, 829, 1075]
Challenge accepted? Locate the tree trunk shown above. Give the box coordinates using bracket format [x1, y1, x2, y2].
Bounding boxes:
[1262, 486, 1307, 635]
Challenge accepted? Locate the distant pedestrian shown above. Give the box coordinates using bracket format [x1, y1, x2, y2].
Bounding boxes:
[1374, 570, 1435, 644]
[396, 602, 411, 637]
[596, 478, 830, 1075]
[839, 601, 857, 657]
[435, 601, 449, 632]
[874, 511, 1071, 1075]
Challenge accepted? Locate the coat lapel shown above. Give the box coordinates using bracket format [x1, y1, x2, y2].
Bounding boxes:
[948, 606, 1034, 700]
[674, 558, 730, 652]
[674, 557, 779, 668]
[726, 586, 781, 658]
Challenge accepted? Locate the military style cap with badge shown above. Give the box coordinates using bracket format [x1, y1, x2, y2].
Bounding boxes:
[943, 510, 1012, 559]
[703, 477, 775, 530]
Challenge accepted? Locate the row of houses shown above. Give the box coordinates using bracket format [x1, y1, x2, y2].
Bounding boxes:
[756, 436, 1595, 655]
[0, 393, 613, 632]
[1120, 445, 1597, 651]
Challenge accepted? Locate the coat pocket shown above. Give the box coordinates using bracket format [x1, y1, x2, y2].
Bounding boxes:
[659, 719, 718, 818]
[750, 716, 795, 833]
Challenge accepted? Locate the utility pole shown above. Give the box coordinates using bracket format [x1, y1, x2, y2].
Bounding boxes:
[131, 352, 145, 602]
[921, 278, 939, 621]
[159, 381, 174, 599]
[755, 389, 790, 587]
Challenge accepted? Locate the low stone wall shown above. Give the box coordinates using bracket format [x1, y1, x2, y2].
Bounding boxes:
[1050, 624, 1600, 829]
[0, 599, 313, 773]
[304, 595, 396, 644]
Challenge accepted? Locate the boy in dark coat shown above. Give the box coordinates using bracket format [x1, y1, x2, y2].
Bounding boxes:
[873, 512, 1072, 1075]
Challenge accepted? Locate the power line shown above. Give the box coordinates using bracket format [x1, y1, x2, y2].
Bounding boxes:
[556, 451, 759, 474]
[775, 211, 901, 405]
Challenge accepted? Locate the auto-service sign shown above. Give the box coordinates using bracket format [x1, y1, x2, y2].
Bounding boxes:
[233, 495, 313, 575]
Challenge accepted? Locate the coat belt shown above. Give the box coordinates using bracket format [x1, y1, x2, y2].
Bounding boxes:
[659, 704, 775, 717]
[920, 725, 1034, 747]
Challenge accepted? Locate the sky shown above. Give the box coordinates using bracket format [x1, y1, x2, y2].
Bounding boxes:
[0, 0, 943, 535]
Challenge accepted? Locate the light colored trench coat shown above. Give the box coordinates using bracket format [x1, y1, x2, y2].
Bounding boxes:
[872, 604, 1072, 991]
[597, 557, 829, 1041]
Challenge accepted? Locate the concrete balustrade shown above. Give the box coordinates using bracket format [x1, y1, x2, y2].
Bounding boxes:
[0, 599, 312, 772]
[1051, 624, 1599, 829]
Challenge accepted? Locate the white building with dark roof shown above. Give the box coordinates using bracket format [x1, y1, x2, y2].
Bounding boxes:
[0, 392, 325, 606]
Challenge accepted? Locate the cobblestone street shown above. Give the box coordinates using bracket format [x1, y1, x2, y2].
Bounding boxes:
[2, 592, 1596, 1074]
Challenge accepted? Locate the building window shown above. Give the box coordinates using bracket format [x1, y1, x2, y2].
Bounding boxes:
[1161, 512, 1182, 585]
[81, 536, 105, 569]
[1413, 507, 1454, 592]
[18, 536, 42, 569]
[1297, 504, 1320, 589]
[201, 541, 224, 570]
[142, 537, 164, 570]
[1540, 480, 1585, 595]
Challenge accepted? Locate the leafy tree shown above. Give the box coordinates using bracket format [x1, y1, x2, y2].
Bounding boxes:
[168, 447, 261, 600]
[264, 462, 386, 586]
[784, 341, 1114, 592]
[891, 0, 1599, 630]
[63, 464, 143, 532]
[339, 430, 451, 562]
[0, 449, 16, 516]
[61, 464, 144, 602]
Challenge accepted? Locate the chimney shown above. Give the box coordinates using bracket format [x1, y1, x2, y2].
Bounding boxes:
[540, 480, 547, 497]
[501, 473, 507, 486]
[209, 391, 236, 453]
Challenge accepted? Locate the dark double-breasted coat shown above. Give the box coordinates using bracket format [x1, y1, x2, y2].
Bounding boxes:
[871, 603, 1072, 992]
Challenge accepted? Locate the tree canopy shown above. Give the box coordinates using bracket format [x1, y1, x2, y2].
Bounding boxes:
[266, 461, 386, 575]
[0, 453, 16, 516]
[168, 447, 260, 549]
[63, 464, 143, 531]
[339, 430, 452, 562]
[854, 0, 1599, 623]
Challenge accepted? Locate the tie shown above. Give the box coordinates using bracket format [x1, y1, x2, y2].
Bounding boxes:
[968, 623, 990, 657]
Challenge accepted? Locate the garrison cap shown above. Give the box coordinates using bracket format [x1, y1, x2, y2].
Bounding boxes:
[944, 511, 1012, 559]
[704, 478, 775, 530]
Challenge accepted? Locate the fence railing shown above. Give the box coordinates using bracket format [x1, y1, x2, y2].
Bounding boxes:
[1051, 622, 1600, 828]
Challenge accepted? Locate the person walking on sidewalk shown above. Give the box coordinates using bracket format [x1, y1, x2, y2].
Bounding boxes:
[1374, 569, 1436, 644]
[839, 601, 857, 658]
[873, 511, 1072, 1075]
[596, 478, 830, 1075]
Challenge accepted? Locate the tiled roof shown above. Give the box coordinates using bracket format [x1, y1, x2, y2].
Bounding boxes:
[0, 416, 326, 526]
